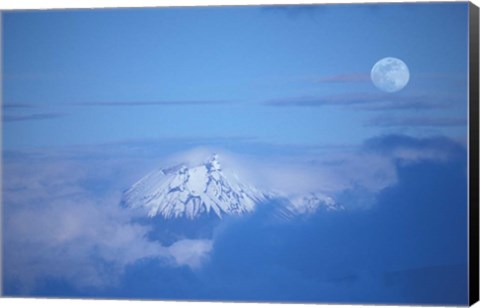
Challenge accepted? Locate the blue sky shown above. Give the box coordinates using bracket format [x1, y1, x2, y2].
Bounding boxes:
[1, 2, 471, 305]
[3, 2, 468, 149]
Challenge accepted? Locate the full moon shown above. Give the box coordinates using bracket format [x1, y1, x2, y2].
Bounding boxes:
[371, 57, 410, 93]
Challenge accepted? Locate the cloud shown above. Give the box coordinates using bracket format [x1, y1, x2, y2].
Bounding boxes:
[366, 115, 467, 127]
[3, 72, 66, 81]
[3, 112, 68, 122]
[2, 103, 36, 109]
[309, 135, 463, 202]
[363, 134, 466, 163]
[72, 100, 232, 107]
[119, 147, 465, 303]
[168, 239, 213, 269]
[195, 147, 468, 304]
[2, 154, 213, 294]
[261, 5, 325, 19]
[310, 73, 370, 83]
[265, 93, 454, 110]
[2, 135, 258, 167]
[4, 197, 167, 291]
[151, 147, 347, 195]
[148, 135, 463, 202]
[1, 134, 468, 303]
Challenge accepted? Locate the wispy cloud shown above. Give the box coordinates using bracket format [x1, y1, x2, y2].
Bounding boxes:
[265, 92, 454, 111]
[3, 112, 68, 122]
[1, 100, 234, 115]
[366, 116, 467, 128]
[309, 73, 371, 83]
[363, 134, 465, 163]
[161, 134, 463, 200]
[72, 100, 232, 107]
[2, 155, 213, 293]
[3, 72, 66, 81]
[261, 5, 325, 19]
[2, 133, 466, 294]
[2, 103, 36, 109]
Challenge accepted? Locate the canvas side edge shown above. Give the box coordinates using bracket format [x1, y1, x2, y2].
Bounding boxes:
[469, 1, 480, 306]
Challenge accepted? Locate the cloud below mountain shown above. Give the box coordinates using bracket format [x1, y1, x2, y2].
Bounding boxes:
[2, 155, 213, 294]
[2, 134, 467, 300]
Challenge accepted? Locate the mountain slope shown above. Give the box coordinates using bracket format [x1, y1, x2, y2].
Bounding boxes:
[122, 154, 343, 220]
[122, 155, 268, 219]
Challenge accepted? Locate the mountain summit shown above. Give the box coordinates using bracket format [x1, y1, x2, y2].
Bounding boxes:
[122, 155, 268, 219]
[122, 154, 342, 220]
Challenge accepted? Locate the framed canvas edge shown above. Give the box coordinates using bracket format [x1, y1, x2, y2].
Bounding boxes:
[0, 2, 477, 306]
[469, 1, 480, 306]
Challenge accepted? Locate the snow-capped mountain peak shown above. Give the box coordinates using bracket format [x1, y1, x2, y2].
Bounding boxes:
[122, 154, 268, 219]
[123, 153, 343, 221]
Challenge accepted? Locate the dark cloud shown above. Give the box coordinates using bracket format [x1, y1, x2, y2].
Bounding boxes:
[366, 115, 467, 127]
[2, 103, 36, 109]
[265, 93, 453, 110]
[72, 100, 232, 107]
[3, 72, 65, 81]
[311, 73, 370, 83]
[2, 136, 259, 163]
[1, 100, 233, 114]
[2, 100, 232, 110]
[363, 134, 466, 157]
[3, 112, 68, 122]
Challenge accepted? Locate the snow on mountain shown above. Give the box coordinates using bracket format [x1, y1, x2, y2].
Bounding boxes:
[122, 154, 269, 219]
[287, 193, 343, 214]
[269, 192, 343, 221]
[122, 154, 342, 220]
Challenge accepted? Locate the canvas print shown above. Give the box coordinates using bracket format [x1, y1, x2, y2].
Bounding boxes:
[1, 2, 478, 305]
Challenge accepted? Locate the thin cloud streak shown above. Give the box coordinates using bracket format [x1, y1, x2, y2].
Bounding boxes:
[72, 100, 232, 107]
[265, 93, 454, 110]
[2, 103, 36, 109]
[310, 73, 371, 83]
[2, 100, 235, 110]
[366, 116, 467, 128]
[3, 113, 68, 122]
[3, 72, 66, 81]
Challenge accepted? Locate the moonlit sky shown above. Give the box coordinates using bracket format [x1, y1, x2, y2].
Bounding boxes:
[1, 2, 472, 304]
[3, 2, 468, 149]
